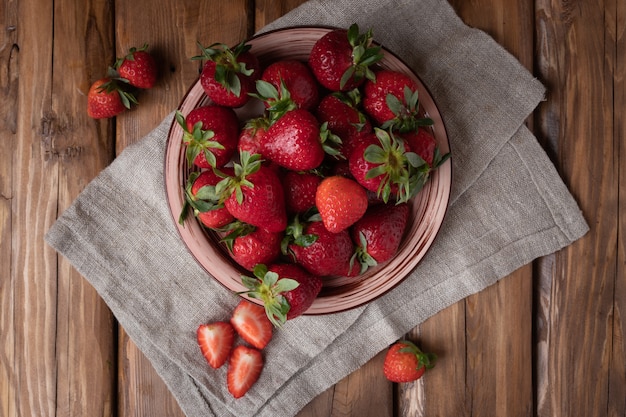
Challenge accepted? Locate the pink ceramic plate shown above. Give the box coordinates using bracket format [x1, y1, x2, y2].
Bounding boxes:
[164, 27, 452, 314]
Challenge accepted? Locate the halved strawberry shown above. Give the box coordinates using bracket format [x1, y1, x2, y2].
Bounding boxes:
[230, 300, 273, 349]
[227, 345, 264, 399]
[196, 321, 235, 369]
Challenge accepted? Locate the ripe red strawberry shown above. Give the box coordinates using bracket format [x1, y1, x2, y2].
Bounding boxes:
[230, 300, 273, 350]
[315, 90, 372, 158]
[87, 77, 136, 119]
[218, 152, 287, 233]
[349, 128, 428, 203]
[363, 70, 434, 132]
[309, 23, 383, 91]
[194, 41, 260, 108]
[238, 116, 270, 156]
[259, 60, 319, 111]
[196, 321, 235, 369]
[261, 109, 325, 171]
[176, 106, 239, 169]
[179, 168, 235, 229]
[287, 220, 354, 277]
[116, 44, 158, 89]
[397, 127, 437, 166]
[315, 175, 368, 233]
[383, 340, 436, 383]
[282, 171, 321, 214]
[221, 223, 283, 271]
[239, 263, 322, 326]
[227, 345, 264, 399]
[352, 203, 409, 271]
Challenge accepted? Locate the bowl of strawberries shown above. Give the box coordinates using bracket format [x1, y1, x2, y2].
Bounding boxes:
[165, 25, 452, 318]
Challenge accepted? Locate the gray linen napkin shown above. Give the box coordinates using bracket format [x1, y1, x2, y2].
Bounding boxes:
[45, 0, 589, 416]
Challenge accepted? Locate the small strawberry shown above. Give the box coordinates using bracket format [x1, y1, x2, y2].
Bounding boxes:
[227, 345, 264, 399]
[286, 220, 354, 277]
[352, 202, 409, 272]
[193, 41, 260, 108]
[315, 175, 368, 233]
[230, 300, 273, 350]
[87, 77, 137, 119]
[309, 23, 383, 91]
[261, 109, 325, 171]
[196, 321, 235, 369]
[217, 152, 287, 233]
[397, 127, 449, 170]
[179, 168, 235, 229]
[383, 340, 436, 383]
[282, 171, 321, 214]
[363, 70, 433, 131]
[259, 60, 319, 111]
[349, 128, 428, 203]
[176, 106, 239, 169]
[239, 263, 322, 326]
[115, 44, 158, 89]
[315, 89, 372, 158]
[221, 222, 283, 271]
[237, 116, 271, 156]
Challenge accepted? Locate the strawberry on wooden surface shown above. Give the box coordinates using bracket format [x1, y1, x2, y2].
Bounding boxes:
[193, 41, 260, 108]
[87, 77, 136, 119]
[196, 322, 235, 369]
[230, 300, 273, 350]
[176, 106, 239, 169]
[115, 44, 158, 89]
[383, 340, 436, 383]
[226, 345, 264, 399]
[309, 23, 383, 91]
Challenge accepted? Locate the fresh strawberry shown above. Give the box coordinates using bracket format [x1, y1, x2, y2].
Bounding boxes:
[363, 70, 434, 132]
[87, 77, 136, 119]
[193, 41, 260, 108]
[259, 60, 319, 111]
[309, 23, 383, 91]
[230, 300, 273, 350]
[352, 203, 409, 272]
[261, 109, 325, 171]
[239, 263, 322, 326]
[383, 340, 436, 383]
[218, 152, 287, 233]
[176, 106, 239, 169]
[286, 220, 354, 277]
[221, 222, 283, 271]
[237, 116, 270, 156]
[349, 128, 428, 203]
[282, 171, 321, 214]
[397, 127, 437, 166]
[115, 44, 158, 89]
[196, 321, 235, 369]
[315, 89, 372, 158]
[227, 345, 264, 399]
[179, 168, 235, 229]
[315, 175, 368, 233]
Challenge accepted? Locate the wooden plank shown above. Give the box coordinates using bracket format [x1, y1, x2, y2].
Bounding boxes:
[254, 0, 306, 29]
[535, 0, 619, 416]
[401, 0, 536, 415]
[0, 0, 19, 416]
[50, 0, 119, 415]
[113, 1, 251, 415]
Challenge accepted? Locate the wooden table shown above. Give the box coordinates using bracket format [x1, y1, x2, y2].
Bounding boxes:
[1, 0, 623, 416]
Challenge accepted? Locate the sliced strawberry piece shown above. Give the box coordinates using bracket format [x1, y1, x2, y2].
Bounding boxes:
[230, 300, 273, 349]
[196, 321, 235, 369]
[227, 345, 264, 399]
